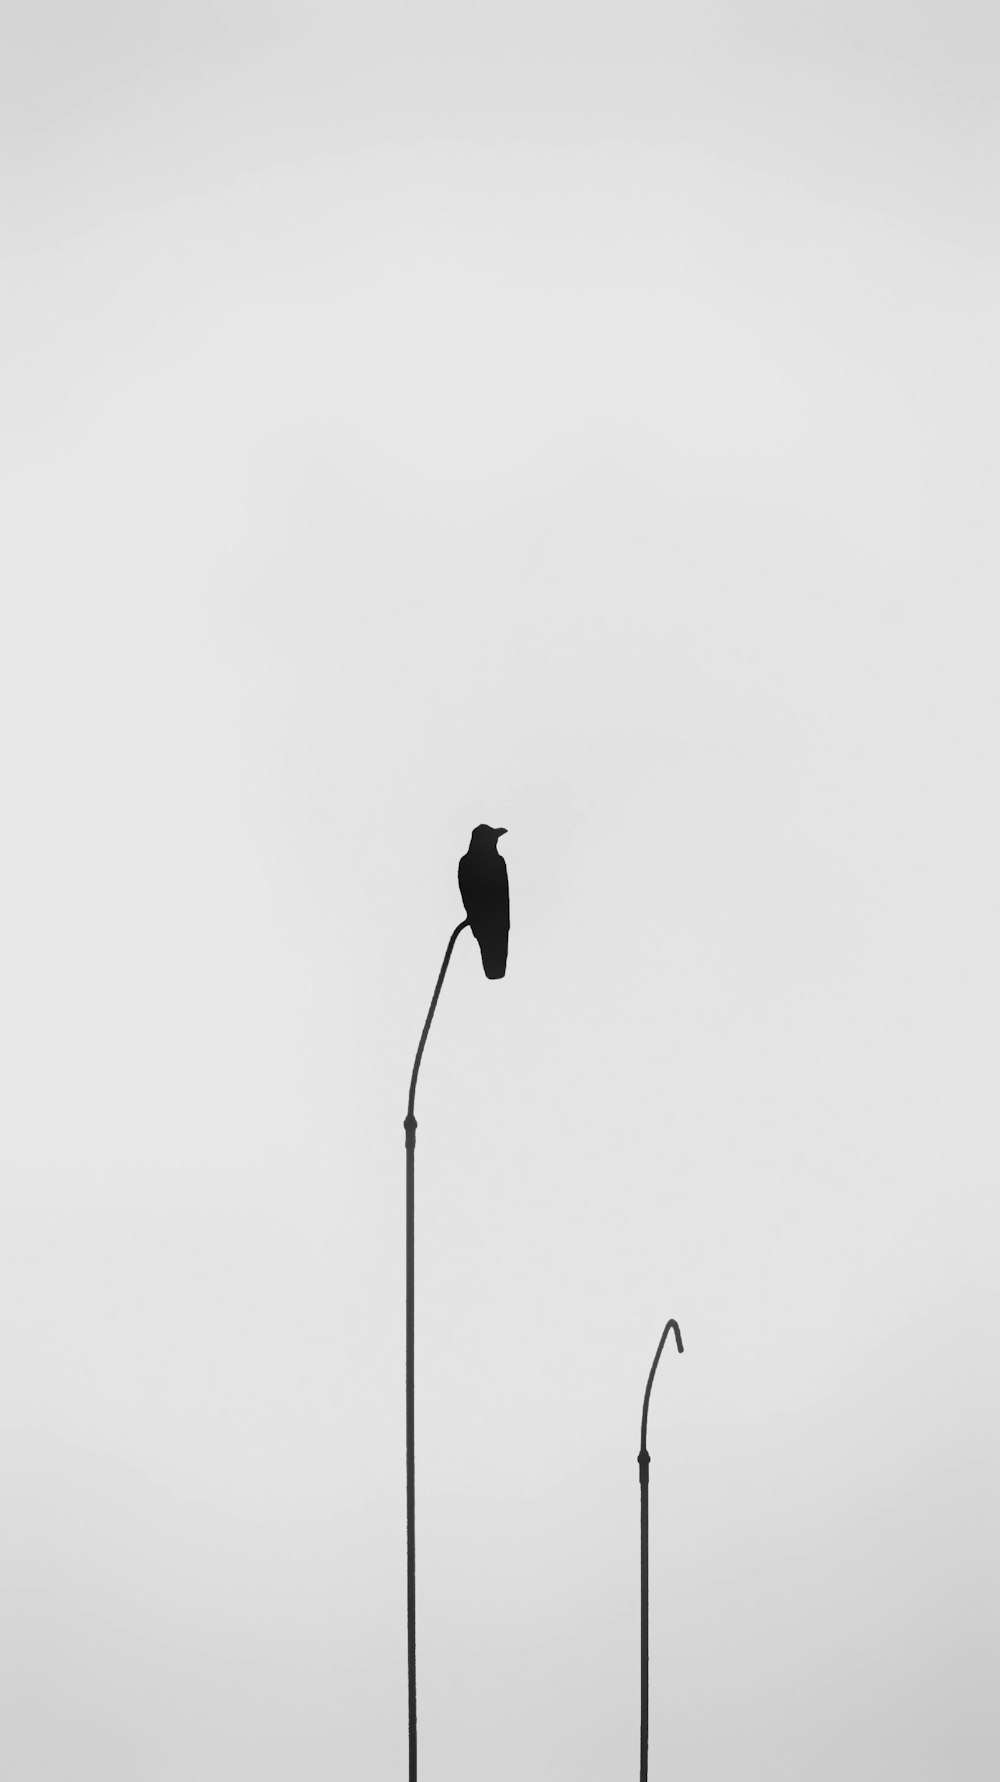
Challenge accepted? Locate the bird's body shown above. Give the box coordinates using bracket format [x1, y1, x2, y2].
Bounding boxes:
[458, 825, 509, 979]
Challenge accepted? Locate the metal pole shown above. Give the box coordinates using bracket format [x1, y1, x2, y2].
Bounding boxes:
[405, 919, 469, 1782]
[405, 1114, 417, 1782]
[638, 1317, 683, 1782]
[639, 1443, 651, 1782]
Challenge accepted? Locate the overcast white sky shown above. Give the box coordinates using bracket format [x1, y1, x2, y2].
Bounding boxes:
[2, 4, 998, 1778]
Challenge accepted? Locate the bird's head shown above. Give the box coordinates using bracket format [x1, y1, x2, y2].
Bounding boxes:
[471, 823, 507, 848]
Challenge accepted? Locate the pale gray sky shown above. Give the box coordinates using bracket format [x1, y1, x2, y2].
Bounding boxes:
[2, 4, 998, 1779]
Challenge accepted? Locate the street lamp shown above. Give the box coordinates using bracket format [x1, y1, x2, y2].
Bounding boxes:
[404, 825, 509, 1782]
[638, 1316, 684, 1782]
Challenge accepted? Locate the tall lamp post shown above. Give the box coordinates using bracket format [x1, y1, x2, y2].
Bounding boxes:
[638, 1316, 684, 1782]
[404, 826, 509, 1782]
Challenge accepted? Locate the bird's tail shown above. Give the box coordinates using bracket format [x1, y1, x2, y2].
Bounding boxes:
[478, 936, 508, 979]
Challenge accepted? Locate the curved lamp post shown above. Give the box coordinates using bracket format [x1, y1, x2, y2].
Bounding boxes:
[404, 827, 509, 1782]
[638, 1316, 684, 1782]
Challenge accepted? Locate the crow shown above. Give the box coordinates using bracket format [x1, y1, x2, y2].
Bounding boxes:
[458, 825, 509, 979]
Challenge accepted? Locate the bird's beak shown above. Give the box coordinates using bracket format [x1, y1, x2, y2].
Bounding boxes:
[495, 826, 508, 837]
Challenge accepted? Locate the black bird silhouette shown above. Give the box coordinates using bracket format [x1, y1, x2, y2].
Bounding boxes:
[458, 825, 509, 979]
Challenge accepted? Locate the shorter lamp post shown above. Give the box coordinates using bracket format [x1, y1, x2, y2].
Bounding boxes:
[638, 1316, 684, 1782]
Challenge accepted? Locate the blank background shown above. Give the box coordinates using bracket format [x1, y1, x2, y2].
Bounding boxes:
[2, 4, 998, 1778]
